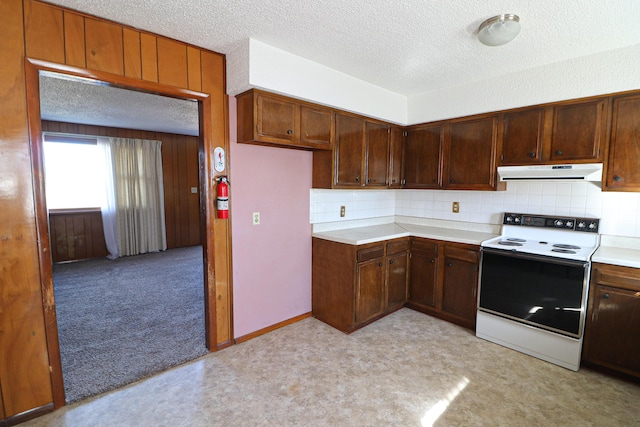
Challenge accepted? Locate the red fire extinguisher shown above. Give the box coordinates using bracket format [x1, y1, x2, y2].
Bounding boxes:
[216, 176, 229, 219]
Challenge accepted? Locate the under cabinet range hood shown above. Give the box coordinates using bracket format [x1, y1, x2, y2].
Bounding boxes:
[497, 163, 603, 183]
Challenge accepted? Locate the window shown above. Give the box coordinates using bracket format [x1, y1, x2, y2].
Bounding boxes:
[43, 134, 107, 209]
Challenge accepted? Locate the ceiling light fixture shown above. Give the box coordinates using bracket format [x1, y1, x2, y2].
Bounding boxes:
[478, 14, 520, 46]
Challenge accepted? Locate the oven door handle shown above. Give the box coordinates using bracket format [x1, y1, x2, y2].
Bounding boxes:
[480, 247, 589, 268]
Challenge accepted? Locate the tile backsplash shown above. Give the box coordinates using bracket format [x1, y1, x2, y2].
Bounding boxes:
[310, 182, 640, 238]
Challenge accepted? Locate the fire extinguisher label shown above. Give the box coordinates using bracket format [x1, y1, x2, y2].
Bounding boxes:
[217, 198, 229, 210]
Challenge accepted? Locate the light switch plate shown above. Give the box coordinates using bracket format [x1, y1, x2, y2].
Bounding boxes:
[452, 202, 460, 213]
[252, 212, 260, 225]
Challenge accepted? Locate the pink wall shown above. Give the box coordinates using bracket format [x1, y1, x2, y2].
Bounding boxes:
[228, 96, 313, 338]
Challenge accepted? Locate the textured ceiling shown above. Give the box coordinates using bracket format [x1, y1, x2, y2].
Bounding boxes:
[40, 74, 200, 136]
[40, 0, 640, 134]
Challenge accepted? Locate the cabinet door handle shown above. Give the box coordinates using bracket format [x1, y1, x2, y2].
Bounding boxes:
[432, 179, 437, 183]
[392, 179, 397, 183]
[389, 259, 394, 265]
[528, 152, 536, 158]
[447, 263, 452, 267]
[555, 150, 563, 155]
[430, 259, 435, 263]
[367, 178, 371, 183]
[378, 262, 383, 267]
[355, 176, 360, 182]
[449, 179, 455, 184]
[602, 293, 610, 299]
[613, 175, 622, 182]
[287, 129, 293, 135]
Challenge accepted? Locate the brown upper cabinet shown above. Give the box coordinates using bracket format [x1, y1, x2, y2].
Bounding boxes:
[499, 108, 545, 164]
[245, 88, 640, 193]
[333, 113, 390, 188]
[444, 115, 498, 190]
[403, 124, 443, 189]
[498, 98, 608, 165]
[237, 89, 332, 150]
[604, 93, 640, 191]
[403, 115, 499, 191]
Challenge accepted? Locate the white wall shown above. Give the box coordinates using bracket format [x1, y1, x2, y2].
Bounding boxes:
[310, 184, 640, 239]
[226, 39, 407, 124]
[408, 44, 640, 124]
[227, 40, 640, 126]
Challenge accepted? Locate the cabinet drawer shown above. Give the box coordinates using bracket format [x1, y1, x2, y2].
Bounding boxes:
[444, 245, 479, 263]
[357, 245, 384, 262]
[593, 264, 640, 292]
[411, 238, 438, 253]
[386, 239, 409, 255]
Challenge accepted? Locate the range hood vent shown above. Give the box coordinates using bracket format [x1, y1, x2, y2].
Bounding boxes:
[498, 163, 603, 183]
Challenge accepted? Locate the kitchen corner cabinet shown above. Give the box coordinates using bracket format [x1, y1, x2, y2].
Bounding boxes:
[236, 89, 332, 150]
[388, 126, 405, 188]
[334, 113, 390, 188]
[498, 98, 608, 166]
[583, 263, 640, 379]
[312, 237, 408, 333]
[407, 238, 479, 329]
[604, 94, 640, 191]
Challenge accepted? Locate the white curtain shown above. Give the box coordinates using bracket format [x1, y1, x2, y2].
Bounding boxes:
[99, 137, 167, 258]
[98, 137, 119, 259]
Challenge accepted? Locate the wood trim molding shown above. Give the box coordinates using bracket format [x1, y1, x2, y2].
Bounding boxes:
[25, 59, 65, 409]
[2, 403, 54, 427]
[28, 58, 208, 101]
[234, 312, 313, 344]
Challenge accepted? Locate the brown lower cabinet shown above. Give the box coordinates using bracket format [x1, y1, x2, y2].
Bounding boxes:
[406, 238, 479, 329]
[312, 235, 479, 333]
[583, 263, 640, 379]
[312, 237, 409, 333]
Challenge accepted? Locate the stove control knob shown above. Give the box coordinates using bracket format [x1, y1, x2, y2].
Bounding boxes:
[514, 217, 520, 223]
[588, 222, 597, 230]
[554, 219, 564, 227]
[577, 221, 586, 229]
[505, 217, 513, 223]
[565, 221, 574, 228]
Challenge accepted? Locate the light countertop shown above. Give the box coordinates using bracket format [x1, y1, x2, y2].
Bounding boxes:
[592, 246, 640, 269]
[312, 222, 498, 246]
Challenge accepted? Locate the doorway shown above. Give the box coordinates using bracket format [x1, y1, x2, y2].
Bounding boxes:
[25, 60, 223, 407]
[40, 72, 209, 403]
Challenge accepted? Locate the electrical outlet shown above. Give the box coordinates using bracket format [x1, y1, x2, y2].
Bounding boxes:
[340, 206, 346, 217]
[452, 202, 460, 213]
[252, 212, 260, 225]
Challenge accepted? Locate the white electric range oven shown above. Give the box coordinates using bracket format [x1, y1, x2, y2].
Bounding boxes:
[476, 212, 600, 371]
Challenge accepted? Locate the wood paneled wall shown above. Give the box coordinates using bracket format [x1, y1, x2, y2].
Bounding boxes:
[23, 0, 205, 91]
[0, 1, 53, 419]
[1, 0, 230, 420]
[41, 120, 202, 251]
[49, 209, 108, 262]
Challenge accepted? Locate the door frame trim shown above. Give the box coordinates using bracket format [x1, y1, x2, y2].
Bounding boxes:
[24, 58, 218, 408]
